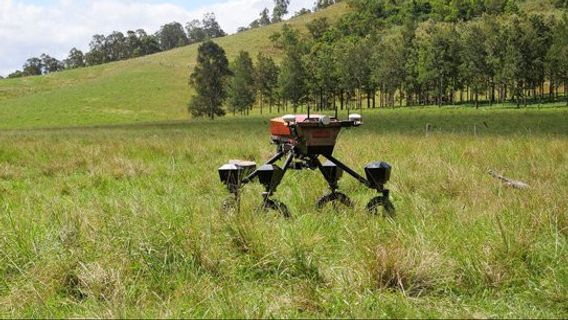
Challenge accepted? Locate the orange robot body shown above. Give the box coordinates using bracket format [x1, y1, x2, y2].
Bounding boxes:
[270, 115, 317, 138]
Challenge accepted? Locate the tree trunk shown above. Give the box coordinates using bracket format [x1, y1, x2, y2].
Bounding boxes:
[372, 90, 376, 109]
[340, 90, 344, 110]
[565, 79, 568, 106]
[491, 79, 495, 106]
[475, 92, 479, 109]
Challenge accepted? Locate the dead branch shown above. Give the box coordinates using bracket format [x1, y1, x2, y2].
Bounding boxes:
[489, 170, 530, 189]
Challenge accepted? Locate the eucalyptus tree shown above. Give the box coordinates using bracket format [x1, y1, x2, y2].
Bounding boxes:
[65, 48, 85, 69]
[227, 51, 257, 115]
[548, 13, 568, 105]
[255, 53, 280, 113]
[158, 22, 188, 51]
[189, 41, 232, 119]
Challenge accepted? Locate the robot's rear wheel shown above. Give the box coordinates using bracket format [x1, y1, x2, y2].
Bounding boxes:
[263, 199, 291, 218]
[316, 192, 354, 209]
[367, 196, 395, 217]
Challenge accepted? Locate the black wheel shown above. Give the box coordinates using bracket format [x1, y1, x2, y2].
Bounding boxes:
[263, 199, 291, 218]
[316, 192, 354, 209]
[367, 196, 395, 217]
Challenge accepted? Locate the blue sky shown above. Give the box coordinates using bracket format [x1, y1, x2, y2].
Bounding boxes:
[0, 0, 313, 76]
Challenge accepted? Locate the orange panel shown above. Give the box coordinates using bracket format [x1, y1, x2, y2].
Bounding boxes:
[270, 117, 291, 137]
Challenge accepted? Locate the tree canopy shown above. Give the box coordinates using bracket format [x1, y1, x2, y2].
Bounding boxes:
[189, 41, 232, 119]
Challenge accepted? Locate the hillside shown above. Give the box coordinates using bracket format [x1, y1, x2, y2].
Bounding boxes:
[0, 3, 348, 130]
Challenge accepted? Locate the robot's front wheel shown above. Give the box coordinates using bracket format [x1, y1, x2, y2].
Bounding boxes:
[316, 192, 354, 209]
[367, 196, 395, 217]
[263, 199, 291, 218]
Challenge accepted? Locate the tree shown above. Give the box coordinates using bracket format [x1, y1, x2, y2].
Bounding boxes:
[255, 53, 280, 113]
[65, 48, 85, 69]
[40, 54, 64, 74]
[136, 29, 161, 56]
[307, 17, 330, 40]
[279, 46, 307, 111]
[314, 0, 336, 11]
[305, 42, 338, 111]
[272, 0, 290, 23]
[186, 13, 225, 44]
[415, 21, 461, 106]
[548, 13, 568, 105]
[85, 34, 108, 65]
[22, 57, 43, 76]
[125, 30, 141, 57]
[259, 8, 272, 27]
[292, 8, 312, 18]
[106, 31, 128, 61]
[158, 22, 188, 51]
[458, 20, 490, 107]
[202, 13, 226, 39]
[8, 70, 24, 78]
[228, 51, 257, 115]
[373, 29, 408, 108]
[335, 38, 373, 111]
[189, 41, 232, 119]
[186, 19, 207, 43]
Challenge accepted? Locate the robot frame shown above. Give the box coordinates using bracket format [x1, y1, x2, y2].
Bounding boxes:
[218, 112, 394, 218]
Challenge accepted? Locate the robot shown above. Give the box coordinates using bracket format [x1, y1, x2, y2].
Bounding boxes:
[218, 113, 394, 217]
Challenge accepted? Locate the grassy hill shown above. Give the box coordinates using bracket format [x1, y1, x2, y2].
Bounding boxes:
[0, 3, 348, 130]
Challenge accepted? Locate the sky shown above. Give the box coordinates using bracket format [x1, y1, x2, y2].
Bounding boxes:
[0, 0, 313, 77]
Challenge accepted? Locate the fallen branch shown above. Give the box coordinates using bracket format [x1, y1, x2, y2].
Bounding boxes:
[489, 170, 530, 189]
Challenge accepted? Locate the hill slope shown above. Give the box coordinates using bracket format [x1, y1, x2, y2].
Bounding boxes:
[0, 3, 348, 130]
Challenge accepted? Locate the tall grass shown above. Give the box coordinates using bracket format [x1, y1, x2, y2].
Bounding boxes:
[0, 107, 567, 317]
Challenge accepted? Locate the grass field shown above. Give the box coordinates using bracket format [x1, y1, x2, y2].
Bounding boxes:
[1, 106, 567, 318]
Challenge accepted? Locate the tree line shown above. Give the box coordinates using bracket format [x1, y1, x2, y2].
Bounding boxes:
[188, 0, 568, 119]
[237, 0, 341, 33]
[6, 13, 226, 79]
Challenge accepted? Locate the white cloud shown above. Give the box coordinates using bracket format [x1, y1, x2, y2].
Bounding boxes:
[0, 0, 313, 76]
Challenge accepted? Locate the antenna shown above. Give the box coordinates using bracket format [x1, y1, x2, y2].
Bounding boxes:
[334, 93, 338, 119]
[307, 95, 310, 119]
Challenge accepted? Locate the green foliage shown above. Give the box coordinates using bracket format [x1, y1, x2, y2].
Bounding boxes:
[65, 48, 85, 69]
[305, 42, 337, 109]
[259, 8, 272, 27]
[157, 22, 189, 51]
[272, 0, 290, 23]
[255, 53, 280, 112]
[22, 57, 43, 76]
[307, 17, 331, 40]
[279, 49, 307, 109]
[227, 51, 257, 114]
[548, 13, 568, 105]
[189, 41, 232, 119]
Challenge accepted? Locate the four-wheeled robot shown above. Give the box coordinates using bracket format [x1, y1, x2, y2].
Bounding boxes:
[218, 114, 394, 217]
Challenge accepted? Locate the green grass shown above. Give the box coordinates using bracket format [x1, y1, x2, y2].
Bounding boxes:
[1, 107, 567, 318]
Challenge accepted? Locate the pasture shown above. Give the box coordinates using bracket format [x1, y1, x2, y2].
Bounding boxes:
[0, 106, 566, 318]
